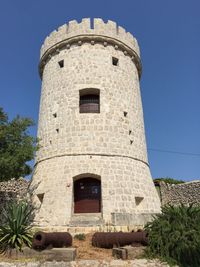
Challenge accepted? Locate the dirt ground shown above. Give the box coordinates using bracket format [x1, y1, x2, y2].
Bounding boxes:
[0, 234, 145, 262]
[73, 234, 145, 260]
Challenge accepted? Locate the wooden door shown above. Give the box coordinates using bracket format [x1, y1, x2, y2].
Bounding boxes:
[74, 178, 101, 213]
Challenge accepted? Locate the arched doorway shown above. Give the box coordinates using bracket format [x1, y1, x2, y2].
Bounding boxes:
[74, 177, 101, 213]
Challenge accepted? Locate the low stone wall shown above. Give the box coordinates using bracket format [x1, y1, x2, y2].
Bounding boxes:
[0, 259, 172, 267]
[0, 178, 30, 223]
[159, 180, 200, 206]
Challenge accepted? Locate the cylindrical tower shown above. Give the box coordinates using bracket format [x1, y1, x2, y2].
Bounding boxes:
[31, 18, 161, 229]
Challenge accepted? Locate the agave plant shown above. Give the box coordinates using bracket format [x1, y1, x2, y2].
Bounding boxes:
[145, 204, 200, 267]
[0, 201, 33, 252]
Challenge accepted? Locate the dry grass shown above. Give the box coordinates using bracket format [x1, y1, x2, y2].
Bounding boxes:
[73, 233, 145, 260]
[73, 233, 113, 260]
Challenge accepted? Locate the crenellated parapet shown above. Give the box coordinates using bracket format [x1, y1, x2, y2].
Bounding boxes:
[39, 18, 142, 79]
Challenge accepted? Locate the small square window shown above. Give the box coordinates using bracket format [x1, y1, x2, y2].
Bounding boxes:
[135, 196, 144, 206]
[58, 60, 64, 68]
[112, 57, 119, 66]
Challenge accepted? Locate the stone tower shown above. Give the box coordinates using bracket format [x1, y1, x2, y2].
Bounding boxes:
[31, 18, 161, 229]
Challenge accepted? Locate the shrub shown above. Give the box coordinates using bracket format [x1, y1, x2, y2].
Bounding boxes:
[154, 177, 185, 184]
[0, 201, 33, 252]
[145, 204, 200, 267]
[74, 233, 86, 241]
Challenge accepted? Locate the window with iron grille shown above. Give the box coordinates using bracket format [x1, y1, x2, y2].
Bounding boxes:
[79, 89, 100, 113]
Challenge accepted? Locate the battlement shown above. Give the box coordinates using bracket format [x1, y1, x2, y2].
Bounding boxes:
[39, 18, 142, 79]
[40, 18, 140, 59]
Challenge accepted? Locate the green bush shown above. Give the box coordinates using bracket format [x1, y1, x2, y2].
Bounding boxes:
[74, 233, 86, 241]
[154, 177, 185, 184]
[145, 204, 200, 267]
[0, 201, 33, 252]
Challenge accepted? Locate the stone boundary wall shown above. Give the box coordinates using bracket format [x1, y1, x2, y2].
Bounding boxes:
[0, 259, 171, 267]
[158, 180, 200, 206]
[0, 178, 30, 223]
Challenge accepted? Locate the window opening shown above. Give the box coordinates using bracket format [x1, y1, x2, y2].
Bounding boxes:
[79, 89, 100, 113]
[135, 196, 144, 206]
[112, 57, 119, 66]
[58, 60, 64, 68]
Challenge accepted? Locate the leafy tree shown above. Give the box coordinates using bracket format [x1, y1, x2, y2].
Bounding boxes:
[0, 107, 37, 181]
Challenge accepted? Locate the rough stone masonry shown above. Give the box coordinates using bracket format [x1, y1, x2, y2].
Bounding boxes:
[158, 180, 200, 206]
[30, 18, 161, 229]
[0, 178, 29, 223]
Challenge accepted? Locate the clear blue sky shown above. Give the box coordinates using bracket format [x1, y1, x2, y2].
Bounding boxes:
[0, 0, 199, 181]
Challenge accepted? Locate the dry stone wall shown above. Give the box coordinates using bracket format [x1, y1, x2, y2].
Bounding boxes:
[159, 180, 200, 206]
[0, 178, 30, 223]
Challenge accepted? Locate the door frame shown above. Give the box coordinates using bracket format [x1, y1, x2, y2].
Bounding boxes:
[72, 173, 102, 215]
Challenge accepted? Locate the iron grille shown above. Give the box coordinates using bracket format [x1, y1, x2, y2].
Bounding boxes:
[80, 94, 100, 113]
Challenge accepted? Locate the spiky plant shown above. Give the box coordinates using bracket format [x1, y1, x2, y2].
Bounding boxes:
[0, 201, 33, 252]
[145, 204, 200, 267]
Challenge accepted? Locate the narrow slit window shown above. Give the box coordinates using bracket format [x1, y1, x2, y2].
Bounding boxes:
[56, 128, 59, 133]
[58, 60, 64, 68]
[79, 89, 100, 113]
[112, 57, 119, 66]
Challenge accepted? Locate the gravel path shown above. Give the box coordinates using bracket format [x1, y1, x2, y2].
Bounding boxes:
[0, 259, 177, 267]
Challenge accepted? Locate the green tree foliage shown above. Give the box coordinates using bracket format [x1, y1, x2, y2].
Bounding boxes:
[0, 107, 37, 181]
[0, 201, 33, 252]
[145, 204, 200, 267]
[154, 177, 185, 184]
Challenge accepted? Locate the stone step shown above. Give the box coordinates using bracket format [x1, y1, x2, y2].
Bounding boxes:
[70, 213, 103, 226]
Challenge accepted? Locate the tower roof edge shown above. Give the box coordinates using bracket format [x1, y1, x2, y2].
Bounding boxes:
[40, 18, 140, 59]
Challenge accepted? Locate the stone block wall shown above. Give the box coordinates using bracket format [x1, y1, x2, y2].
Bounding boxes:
[31, 18, 161, 228]
[0, 178, 30, 223]
[31, 156, 159, 227]
[158, 180, 200, 206]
